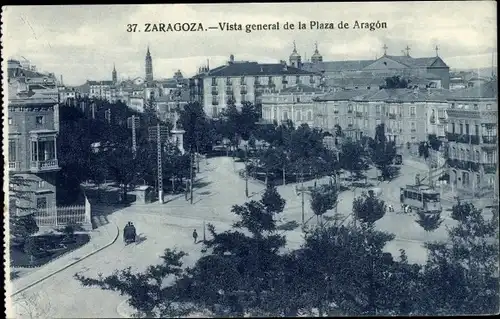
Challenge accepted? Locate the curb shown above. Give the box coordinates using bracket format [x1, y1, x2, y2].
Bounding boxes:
[11, 222, 120, 297]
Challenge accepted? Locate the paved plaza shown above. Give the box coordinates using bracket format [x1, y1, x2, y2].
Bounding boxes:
[10, 156, 467, 318]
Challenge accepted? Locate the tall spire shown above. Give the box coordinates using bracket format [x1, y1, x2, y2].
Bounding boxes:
[146, 45, 151, 56]
[293, 40, 297, 53]
[145, 46, 153, 83]
[314, 41, 319, 53]
[112, 63, 117, 84]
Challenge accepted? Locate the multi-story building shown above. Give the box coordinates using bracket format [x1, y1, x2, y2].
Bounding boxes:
[313, 88, 449, 145]
[156, 90, 190, 123]
[8, 63, 61, 215]
[300, 43, 451, 89]
[445, 80, 497, 200]
[261, 84, 327, 127]
[190, 54, 322, 118]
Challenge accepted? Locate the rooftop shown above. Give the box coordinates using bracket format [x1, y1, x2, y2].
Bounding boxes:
[314, 89, 374, 101]
[447, 80, 497, 100]
[278, 84, 326, 94]
[198, 61, 318, 77]
[315, 88, 450, 103]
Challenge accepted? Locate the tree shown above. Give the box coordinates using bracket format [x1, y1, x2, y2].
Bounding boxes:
[310, 185, 338, 227]
[75, 249, 191, 317]
[381, 75, 409, 89]
[13, 291, 55, 319]
[370, 124, 398, 181]
[421, 202, 499, 315]
[427, 134, 442, 151]
[260, 184, 285, 215]
[9, 175, 39, 246]
[178, 101, 214, 153]
[353, 190, 386, 225]
[340, 140, 367, 182]
[415, 211, 443, 232]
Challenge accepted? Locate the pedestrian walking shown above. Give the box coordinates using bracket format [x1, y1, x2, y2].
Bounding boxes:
[192, 229, 198, 244]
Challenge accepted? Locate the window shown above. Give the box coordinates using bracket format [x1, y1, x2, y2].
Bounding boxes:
[452, 147, 456, 158]
[348, 104, 353, 112]
[376, 119, 381, 126]
[486, 152, 494, 163]
[459, 123, 463, 134]
[334, 117, 339, 125]
[462, 172, 469, 186]
[226, 77, 231, 85]
[451, 103, 455, 108]
[296, 111, 302, 121]
[307, 111, 312, 121]
[268, 76, 273, 84]
[460, 149, 465, 160]
[410, 122, 416, 131]
[296, 75, 300, 84]
[486, 104, 492, 110]
[349, 117, 353, 125]
[38, 180, 45, 188]
[452, 123, 456, 134]
[410, 107, 416, 116]
[255, 76, 260, 85]
[240, 76, 245, 85]
[8, 117, 13, 125]
[465, 124, 469, 135]
[475, 125, 479, 136]
[473, 104, 478, 110]
[36, 116, 44, 125]
[8, 139, 16, 162]
[476, 174, 480, 187]
[466, 149, 471, 160]
[309, 75, 314, 83]
[364, 119, 368, 127]
[375, 105, 381, 114]
[36, 197, 47, 210]
[283, 111, 289, 121]
[241, 94, 246, 102]
[475, 150, 480, 161]
[296, 97, 301, 103]
[212, 77, 216, 85]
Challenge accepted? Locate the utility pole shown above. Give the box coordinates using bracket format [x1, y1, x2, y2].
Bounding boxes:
[157, 123, 163, 204]
[131, 114, 137, 157]
[245, 145, 249, 197]
[190, 150, 194, 204]
[300, 170, 305, 226]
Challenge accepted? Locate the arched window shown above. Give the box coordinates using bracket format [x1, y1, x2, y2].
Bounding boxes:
[475, 150, 480, 161]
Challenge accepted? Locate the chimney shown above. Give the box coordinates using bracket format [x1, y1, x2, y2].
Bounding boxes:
[229, 54, 234, 64]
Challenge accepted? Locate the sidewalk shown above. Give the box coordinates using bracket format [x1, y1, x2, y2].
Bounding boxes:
[9, 218, 119, 296]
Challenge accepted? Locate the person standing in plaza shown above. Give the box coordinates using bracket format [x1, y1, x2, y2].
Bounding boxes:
[192, 229, 198, 244]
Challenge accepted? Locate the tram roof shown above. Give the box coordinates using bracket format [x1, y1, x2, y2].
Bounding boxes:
[403, 184, 440, 194]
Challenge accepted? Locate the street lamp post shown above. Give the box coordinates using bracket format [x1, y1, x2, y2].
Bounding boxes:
[245, 145, 249, 198]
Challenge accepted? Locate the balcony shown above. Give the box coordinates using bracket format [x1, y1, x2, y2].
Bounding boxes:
[447, 159, 480, 172]
[355, 111, 363, 118]
[483, 163, 497, 174]
[240, 85, 248, 94]
[211, 88, 219, 95]
[9, 161, 21, 171]
[470, 135, 480, 145]
[482, 136, 497, 144]
[226, 86, 233, 94]
[389, 113, 397, 120]
[446, 132, 457, 142]
[30, 159, 59, 172]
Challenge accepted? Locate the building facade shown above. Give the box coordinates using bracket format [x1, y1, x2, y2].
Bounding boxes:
[313, 88, 449, 145]
[8, 63, 61, 216]
[261, 84, 328, 127]
[445, 80, 498, 200]
[190, 55, 322, 118]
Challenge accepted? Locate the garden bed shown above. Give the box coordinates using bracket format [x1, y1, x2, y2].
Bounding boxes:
[10, 233, 90, 268]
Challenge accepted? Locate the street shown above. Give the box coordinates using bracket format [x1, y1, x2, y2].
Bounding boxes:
[11, 156, 460, 318]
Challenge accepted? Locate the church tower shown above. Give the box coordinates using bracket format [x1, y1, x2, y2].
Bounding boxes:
[145, 46, 153, 83]
[289, 41, 302, 68]
[310, 42, 323, 63]
[112, 63, 117, 84]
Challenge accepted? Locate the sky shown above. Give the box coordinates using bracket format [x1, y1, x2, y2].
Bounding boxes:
[2, 2, 497, 86]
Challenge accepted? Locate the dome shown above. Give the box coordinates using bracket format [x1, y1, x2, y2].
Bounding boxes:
[289, 41, 301, 59]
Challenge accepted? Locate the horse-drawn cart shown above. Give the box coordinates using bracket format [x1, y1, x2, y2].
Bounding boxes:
[123, 222, 137, 244]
